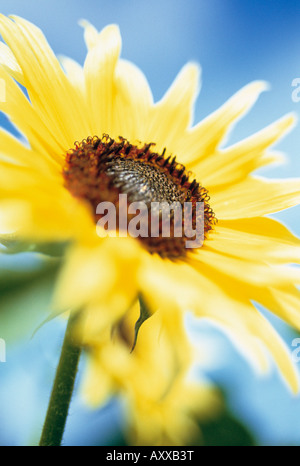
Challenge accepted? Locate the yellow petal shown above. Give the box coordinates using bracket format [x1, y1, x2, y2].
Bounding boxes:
[113, 59, 153, 140]
[53, 237, 141, 314]
[188, 247, 298, 288]
[0, 67, 64, 164]
[195, 114, 295, 187]
[0, 41, 24, 84]
[59, 56, 85, 94]
[0, 199, 31, 234]
[0, 162, 93, 241]
[83, 24, 121, 135]
[207, 217, 300, 264]
[0, 129, 58, 174]
[183, 81, 268, 165]
[242, 307, 299, 394]
[0, 158, 63, 193]
[0, 15, 91, 146]
[146, 63, 201, 156]
[183, 262, 299, 392]
[213, 176, 300, 219]
[79, 19, 101, 51]
[254, 284, 300, 331]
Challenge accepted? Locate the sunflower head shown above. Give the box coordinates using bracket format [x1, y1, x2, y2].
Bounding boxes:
[63, 134, 216, 258]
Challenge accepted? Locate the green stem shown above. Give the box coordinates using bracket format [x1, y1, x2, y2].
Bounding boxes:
[39, 311, 81, 446]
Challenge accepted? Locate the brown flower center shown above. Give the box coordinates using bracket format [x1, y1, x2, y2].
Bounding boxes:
[63, 135, 216, 258]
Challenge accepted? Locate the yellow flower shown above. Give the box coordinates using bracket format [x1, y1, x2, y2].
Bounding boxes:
[80, 301, 222, 446]
[0, 15, 300, 398]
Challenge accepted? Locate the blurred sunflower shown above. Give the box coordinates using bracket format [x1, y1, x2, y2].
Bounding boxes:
[0, 13, 300, 407]
[81, 301, 221, 445]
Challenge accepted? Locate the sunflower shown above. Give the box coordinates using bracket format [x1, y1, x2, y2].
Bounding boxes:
[0, 14, 300, 405]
